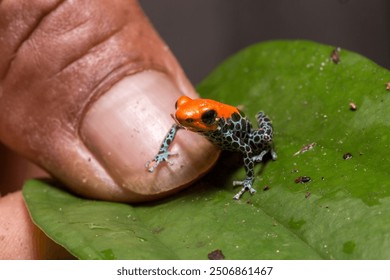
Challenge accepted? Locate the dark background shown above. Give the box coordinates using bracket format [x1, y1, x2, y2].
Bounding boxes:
[139, 0, 390, 85]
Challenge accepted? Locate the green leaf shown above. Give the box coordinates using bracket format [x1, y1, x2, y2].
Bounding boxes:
[23, 40, 390, 259]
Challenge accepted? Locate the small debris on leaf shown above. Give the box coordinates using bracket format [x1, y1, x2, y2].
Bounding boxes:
[295, 176, 311, 184]
[263, 185, 270, 191]
[305, 192, 311, 198]
[330, 47, 341, 64]
[294, 142, 316, 156]
[208, 249, 225, 260]
[349, 102, 357, 111]
[386, 82, 390, 91]
[343, 152, 353, 160]
[151, 227, 164, 234]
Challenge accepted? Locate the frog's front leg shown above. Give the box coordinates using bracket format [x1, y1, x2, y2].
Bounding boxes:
[146, 124, 182, 172]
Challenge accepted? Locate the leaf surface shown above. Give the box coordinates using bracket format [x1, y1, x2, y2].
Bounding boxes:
[24, 40, 390, 259]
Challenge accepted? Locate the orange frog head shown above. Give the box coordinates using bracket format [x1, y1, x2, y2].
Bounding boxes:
[173, 96, 239, 132]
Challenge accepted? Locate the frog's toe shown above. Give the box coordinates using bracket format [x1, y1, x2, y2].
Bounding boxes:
[146, 160, 158, 172]
[233, 191, 243, 200]
[232, 180, 256, 200]
[248, 186, 256, 194]
[146, 152, 179, 172]
[271, 149, 278, 160]
[252, 155, 264, 163]
[233, 186, 256, 200]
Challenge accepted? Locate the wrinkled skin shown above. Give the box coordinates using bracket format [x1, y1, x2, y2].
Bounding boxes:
[0, 0, 218, 259]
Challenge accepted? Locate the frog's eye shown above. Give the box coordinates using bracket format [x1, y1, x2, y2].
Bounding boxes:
[201, 109, 217, 125]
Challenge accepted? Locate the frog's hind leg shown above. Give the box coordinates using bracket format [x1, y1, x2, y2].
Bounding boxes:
[252, 112, 277, 162]
[256, 111, 273, 137]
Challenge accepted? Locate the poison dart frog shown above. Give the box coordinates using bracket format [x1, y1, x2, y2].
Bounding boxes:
[146, 96, 277, 200]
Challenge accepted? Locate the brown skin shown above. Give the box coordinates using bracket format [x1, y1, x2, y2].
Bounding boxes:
[0, 0, 218, 259]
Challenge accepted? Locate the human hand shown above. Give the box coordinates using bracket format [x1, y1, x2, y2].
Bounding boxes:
[0, 0, 219, 259]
